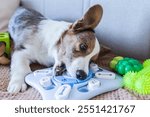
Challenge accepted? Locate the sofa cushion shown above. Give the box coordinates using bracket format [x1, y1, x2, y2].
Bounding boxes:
[21, 0, 150, 59]
[0, 0, 20, 32]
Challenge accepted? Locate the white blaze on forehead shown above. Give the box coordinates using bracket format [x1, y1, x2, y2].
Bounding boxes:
[85, 38, 100, 60]
[83, 38, 100, 73]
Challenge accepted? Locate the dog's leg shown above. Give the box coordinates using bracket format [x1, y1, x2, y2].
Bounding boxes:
[52, 50, 66, 76]
[7, 50, 31, 93]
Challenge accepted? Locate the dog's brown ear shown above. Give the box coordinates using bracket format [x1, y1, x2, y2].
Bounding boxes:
[71, 4, 103, 32]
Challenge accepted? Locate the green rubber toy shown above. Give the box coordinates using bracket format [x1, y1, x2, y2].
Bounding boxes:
[110, 56, 123, 69]
[110, 56, 143, 75]
[0, 32, 11, 56]
[124, 59, 150, 95]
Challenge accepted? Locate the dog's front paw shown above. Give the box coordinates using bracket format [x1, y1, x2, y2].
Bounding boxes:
[54, 63, 66, 76]
[7, 81, 27, 93]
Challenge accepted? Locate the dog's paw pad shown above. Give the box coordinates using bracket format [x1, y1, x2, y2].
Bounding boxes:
[7, 82, 27, 93]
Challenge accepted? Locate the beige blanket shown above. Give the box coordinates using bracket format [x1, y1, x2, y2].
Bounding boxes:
[0, 47, 149, 100]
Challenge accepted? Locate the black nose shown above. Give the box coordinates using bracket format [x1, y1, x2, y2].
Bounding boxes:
[76, 70, 87, 80]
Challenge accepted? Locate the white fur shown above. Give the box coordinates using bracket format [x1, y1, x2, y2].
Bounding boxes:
[8, 20, 71, 93]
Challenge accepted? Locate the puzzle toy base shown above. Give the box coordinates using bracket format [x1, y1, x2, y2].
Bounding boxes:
[25, 64, 123, 100]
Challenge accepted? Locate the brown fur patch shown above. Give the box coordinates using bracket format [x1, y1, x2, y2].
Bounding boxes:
[57, 30, 96, 59]
[56, 30, 96, 68]
[73, 31, 96, 57]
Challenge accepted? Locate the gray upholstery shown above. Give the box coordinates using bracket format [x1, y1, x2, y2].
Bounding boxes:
[21, 0, 150, 59]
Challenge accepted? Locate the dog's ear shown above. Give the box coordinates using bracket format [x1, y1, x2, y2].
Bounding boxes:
[71, 4, 103, 32]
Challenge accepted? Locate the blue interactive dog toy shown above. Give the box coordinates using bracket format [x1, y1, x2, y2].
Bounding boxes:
[25, 63, 123, 100]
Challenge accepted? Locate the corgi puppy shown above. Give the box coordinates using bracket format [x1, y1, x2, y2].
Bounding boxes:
[8, 5, 103, 93]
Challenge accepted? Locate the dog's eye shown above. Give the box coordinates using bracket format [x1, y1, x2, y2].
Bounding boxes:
[80, 43, 88, 51]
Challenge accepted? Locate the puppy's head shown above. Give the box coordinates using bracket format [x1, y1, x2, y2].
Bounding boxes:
[57, 5, 103, 80]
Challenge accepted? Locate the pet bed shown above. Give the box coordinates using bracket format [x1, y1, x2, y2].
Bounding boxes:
[0, 46, 149, 100]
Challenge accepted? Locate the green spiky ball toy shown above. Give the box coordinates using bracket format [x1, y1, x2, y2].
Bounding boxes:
[135, 76, 150, 95]
[124, 59, 150, 95]
[123, 71, 137, 90]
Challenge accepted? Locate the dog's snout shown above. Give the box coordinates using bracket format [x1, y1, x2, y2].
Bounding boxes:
[76, 70, 87, 80]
